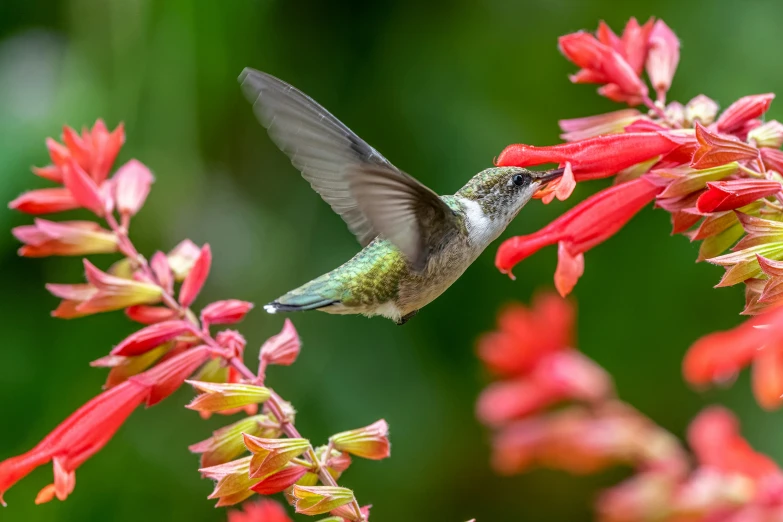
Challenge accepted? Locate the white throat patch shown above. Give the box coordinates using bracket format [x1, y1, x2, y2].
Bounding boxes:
[458, 197, 502, 247]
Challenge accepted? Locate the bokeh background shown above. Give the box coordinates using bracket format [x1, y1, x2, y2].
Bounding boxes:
[1, 0, 781, 520]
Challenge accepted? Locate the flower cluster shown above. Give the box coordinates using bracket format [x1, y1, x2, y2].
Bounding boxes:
[495, 18, 783, 407]
[1, 122, 389, 521]
[477, 293, 783, 521]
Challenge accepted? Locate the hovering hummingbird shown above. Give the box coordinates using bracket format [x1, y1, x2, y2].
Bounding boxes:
[239, 68, 563, 325]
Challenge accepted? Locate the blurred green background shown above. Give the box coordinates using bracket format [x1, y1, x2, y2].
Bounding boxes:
[1, 0, 781, 520]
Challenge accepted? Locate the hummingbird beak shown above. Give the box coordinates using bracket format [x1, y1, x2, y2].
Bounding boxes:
[532, 167, 566, 184]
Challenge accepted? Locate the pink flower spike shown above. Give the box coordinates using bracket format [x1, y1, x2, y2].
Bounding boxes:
[260, 319, 301, 366]
[9, 188, 80, 215]
[645, 20, 680, 99]
[696, 179, 782, 213]
[201, 300, 254, 327]
[716, 94, 775, 134]
[113, 160, 154, 216]
[111, 320, 197, 356]
[62, 159, 105, 216]
[179, 244, 212, 307]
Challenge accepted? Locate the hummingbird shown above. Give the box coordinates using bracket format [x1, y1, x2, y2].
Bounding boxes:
[239, 68, 563, 325]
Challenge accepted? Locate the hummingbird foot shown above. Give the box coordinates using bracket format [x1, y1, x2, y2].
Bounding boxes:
[395, 310, 419, 326]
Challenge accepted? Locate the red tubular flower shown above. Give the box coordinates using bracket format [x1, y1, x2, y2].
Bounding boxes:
[682, 315, 767, 386]
[12, 219, 118, 257]
[228, 500, 293, 522]
[111, 320, 197, 356]
[690, 122, 760, 169]
[645, 20, 680, 99]
[179, 244, 212, 307]
[476, 293, 574, 376]
[8, 188, 80, 215]
[716, 94, 775, 135]
[687, 406, 780, 479]
[496, 132, 680, 180]
[496, 177, 662, 294]
[0, 379, 149, 505]
[476, 351, 611, 426]
[696, 179, 782, 213]
[113, 160, 154, 217]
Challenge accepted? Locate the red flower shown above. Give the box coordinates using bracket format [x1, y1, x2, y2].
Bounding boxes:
[228, 500, 293, 522]
[495, 177, 662, 295]
[683, 306, 783, 409]
[558, 19, 653, 104]
[687, 406, 780, 479]
[496, 132, 681, 181]
[0, 379, 149, 505]
[696, 179, 782, 213]
[645, 20, 679, 99]
[476, 293, 574, 376]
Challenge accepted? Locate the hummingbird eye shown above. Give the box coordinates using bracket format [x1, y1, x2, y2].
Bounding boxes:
[511, 173, 526, 187]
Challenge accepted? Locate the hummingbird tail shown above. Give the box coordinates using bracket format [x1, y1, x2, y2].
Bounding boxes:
[263, 299, 337, 314]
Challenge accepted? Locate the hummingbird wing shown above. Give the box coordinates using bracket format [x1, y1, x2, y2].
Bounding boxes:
[239, 68, 457, 271]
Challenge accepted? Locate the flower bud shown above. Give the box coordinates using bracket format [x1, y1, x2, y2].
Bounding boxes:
[291, 486, 355, 516]
[167, 239, 202, 281]
[202, 300, 254, 327]
[684, 94, 719, 126]
[250, 463, 309, 495]
[189, 414, 271, 468]
[185, 381, 271, 413]
[330, 420, 390, 460]
[748, 120, 783, 149]
[113, 159, 154, 216]
[179, 244, 211, 307]
[111, 320, 197, 356]
[260, 319, 301, 366]
[242, 434, 310, 479]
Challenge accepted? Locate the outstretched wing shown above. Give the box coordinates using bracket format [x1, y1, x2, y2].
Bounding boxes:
[239, 68, 456, 270]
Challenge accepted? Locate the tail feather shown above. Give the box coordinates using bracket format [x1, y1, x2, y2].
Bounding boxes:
[264, 298, 337, 314]
[265, 276, 341, 314]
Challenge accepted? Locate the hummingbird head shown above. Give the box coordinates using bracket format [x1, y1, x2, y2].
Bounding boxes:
[456, 166, 564, 223]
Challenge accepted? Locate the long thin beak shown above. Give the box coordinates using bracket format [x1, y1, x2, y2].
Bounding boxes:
[532, 167, 565, 183]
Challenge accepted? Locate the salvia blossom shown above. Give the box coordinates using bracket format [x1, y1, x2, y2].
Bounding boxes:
[1, 119, 379, 522]
[494, 17, 783, 408]
[478, 294, 783, 520]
